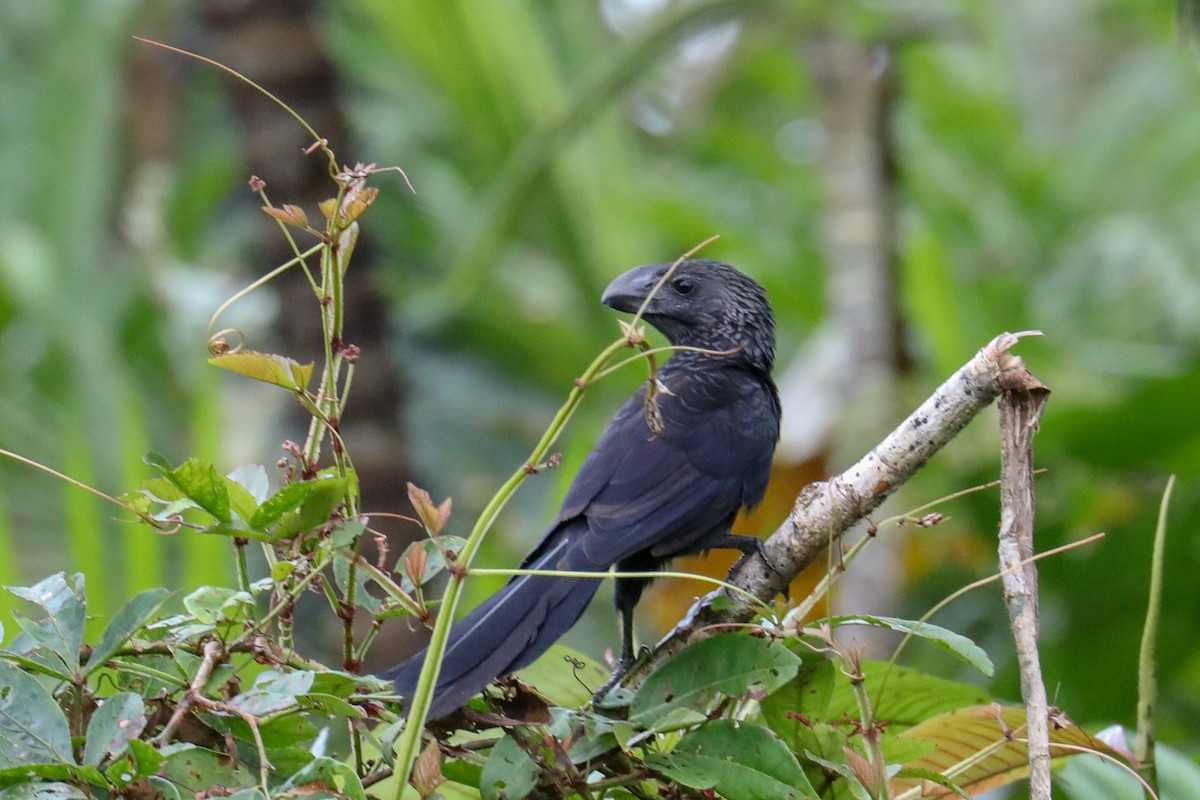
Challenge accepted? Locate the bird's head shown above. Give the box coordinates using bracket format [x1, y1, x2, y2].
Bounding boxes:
[602, 259, 775, 372]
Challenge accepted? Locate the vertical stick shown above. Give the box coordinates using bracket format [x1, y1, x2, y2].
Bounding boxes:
[1136, 474, 1174, 798]
[997, 365, 1051, 799]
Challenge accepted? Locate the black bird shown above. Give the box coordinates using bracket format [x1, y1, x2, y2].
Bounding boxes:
[388, 259, 781, 719]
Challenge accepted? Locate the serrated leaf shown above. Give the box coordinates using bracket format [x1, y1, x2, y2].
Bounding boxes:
[250, 481, 319, 530]
[153, 458, 230, 524]
[824, 615, 994, 676]
[88, 588, 169, 674]
[631, 632, 800, 729]
[644, 720, 817, 800]
[0, 661, 75, 767]
[270, 477, 349, 539]
[888, 704, 1117, 797]
[209, 351, 314, 393]
[83, 693, 145, 766]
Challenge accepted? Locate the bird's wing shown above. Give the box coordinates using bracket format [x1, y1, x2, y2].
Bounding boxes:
[552, 369, 778, 566]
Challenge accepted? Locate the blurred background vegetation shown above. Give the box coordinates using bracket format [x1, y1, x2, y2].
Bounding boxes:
[2, 0, 1198, 778]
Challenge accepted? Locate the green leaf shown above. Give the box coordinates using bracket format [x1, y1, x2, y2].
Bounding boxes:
[333, 551, 381, 614]
[87, 588, 169, 674]
[0, 783, 88, 799]
[248, 481, 316, 530]
[226, 670, 314, 716]
[516, 645, 610, 710]
[270, 478, 350, 539]
[250, 477, 348, 537]
[170, 459, 231, 524]
[147, 776, 182, 800]
[209, 351, 314, 392]
[182, 586, 252, 625]
[144, 454, 232, 524]
[823, 615, 994, 676]
[280, 756, 365, 800]
[480, 734, 537, 800]
[83, 693, 145, 766]
[758, 651, 837, 756]
[160, 744, 254, 793]
[644, 720, 818, 800]
[0, 661, 75, 767]
[4, 573, 86, 675]
[125, 739, 165, 779]
[802, 751, 873, 800]
[631, 632, 800, 729]
[222, 476, 260, 525]
[827, 661, 992, 733]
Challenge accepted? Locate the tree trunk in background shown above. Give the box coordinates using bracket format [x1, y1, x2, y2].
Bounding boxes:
[804, 33, 904, 650]
[197, 0, 413, 664]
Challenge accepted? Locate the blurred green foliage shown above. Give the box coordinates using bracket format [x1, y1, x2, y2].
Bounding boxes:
[1, 0, 1198, 769]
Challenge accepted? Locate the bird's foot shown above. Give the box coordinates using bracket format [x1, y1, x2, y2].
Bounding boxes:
[592, 655, 634, 708]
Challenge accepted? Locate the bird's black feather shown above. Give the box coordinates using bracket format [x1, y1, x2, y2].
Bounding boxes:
[387, 259, 780, 720]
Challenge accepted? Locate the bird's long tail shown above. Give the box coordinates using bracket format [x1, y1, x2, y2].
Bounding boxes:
[387, 521, 602, 719]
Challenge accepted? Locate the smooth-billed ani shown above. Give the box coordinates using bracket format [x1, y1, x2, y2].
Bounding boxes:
[387, 259, 780, 719]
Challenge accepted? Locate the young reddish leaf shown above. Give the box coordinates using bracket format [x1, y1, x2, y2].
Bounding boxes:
[341, 186, 379, 224]
[262, 204, 309, 229]
[403, 541, 429, 590]
[406, 482, 452, 536]
[412, 741, 445, 799]
[209, 351, 314, 392]
[318, 198, 337, 223]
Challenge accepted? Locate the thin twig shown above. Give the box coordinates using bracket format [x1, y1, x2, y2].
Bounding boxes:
[154, 640, 223, 746]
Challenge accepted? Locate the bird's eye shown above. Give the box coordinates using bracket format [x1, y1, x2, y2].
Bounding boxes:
[671, 276, 695, 295]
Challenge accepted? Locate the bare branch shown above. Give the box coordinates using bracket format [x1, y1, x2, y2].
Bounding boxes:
[997, 358, 1052, 798]
[628, 331, 1045, 684]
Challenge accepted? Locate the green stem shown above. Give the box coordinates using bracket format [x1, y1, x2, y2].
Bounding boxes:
[390, 335, 634, 795]
[1136, 474, 1173, 798]
[235, 540, 251, 593]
